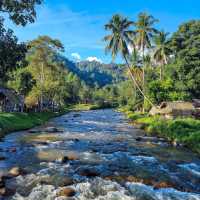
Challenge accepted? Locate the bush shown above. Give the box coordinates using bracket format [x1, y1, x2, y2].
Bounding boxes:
[122, 107, 200, 154]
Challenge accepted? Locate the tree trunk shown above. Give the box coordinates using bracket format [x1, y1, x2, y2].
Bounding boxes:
[40, 62, 45, 112]
[160, 64, 163, 80]
[142, 47, 145, 113]
[124, 56, 154, 107]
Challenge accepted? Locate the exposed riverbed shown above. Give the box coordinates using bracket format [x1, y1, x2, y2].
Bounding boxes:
[0, 109, 200, 199]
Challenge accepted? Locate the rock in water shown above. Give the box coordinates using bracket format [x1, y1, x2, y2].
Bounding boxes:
[73, 114, 81, 118]
[59, 177, 74, 187]
[57, 187, 76, 197]
[44, 127, 61, 133]
[9, 167, 25, 177]
[78, 168, 100, 177]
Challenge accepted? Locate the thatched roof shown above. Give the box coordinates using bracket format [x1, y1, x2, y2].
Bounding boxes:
[150, 101, 195, 116]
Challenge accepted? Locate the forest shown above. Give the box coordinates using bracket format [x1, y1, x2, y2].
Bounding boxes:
[0, 1, 200, 200]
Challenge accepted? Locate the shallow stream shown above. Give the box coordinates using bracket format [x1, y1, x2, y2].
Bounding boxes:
[0, 109, 200, 199]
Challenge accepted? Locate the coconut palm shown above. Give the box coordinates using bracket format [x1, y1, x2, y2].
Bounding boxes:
[104, 14, 154, 107]
[134, 12, 158, 57]
[153, 30, 171, 80]
[134, 12, 158, 110]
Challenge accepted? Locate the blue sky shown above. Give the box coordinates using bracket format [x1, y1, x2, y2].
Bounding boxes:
[4, 0, 200, 63]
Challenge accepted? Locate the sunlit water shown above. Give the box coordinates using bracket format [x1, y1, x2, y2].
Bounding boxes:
[0, 109, 200, 199]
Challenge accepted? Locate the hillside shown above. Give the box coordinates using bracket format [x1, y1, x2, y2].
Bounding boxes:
[58, 56, 126, 87]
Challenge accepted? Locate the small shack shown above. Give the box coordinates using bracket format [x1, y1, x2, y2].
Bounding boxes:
[0, 88, 24, 112]
[149, 101, 195, 119]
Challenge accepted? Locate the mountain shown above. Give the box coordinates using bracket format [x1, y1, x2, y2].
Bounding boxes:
[58, 56, 126, 87]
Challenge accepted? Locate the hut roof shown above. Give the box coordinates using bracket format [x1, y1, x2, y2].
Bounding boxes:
[150, 101, 195, 115]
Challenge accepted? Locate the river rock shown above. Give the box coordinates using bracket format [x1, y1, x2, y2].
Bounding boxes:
[0, 186, 15, 197]
[44, 127, 61, 133]
[0, 156, 6, 161]
[60, 177, 74, 187]
[78, 167, 100, 177]
[0, 176, 5, 188]
[73, 114, 81, 118]
[154, 181, 175, 189]
[59, 156, 69, 163]
[28, 129, 40, 133]
[10, 147, 17, 153]
[9, 167, 25, 177]
[0, 187, 6, 196]
[59, 152, 78, 163]
[57, 187, 76, 197]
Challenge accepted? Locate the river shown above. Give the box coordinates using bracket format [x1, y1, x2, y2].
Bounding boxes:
[0, 109, 200, 199]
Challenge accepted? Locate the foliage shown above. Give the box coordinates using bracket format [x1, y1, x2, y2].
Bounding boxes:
[0, 0, 43, 26]
[104, 14, 134, 60]
[123, 108, 200, 154]
[0, 19, 27, 84]
[8, 68, 36, 96]
[169, 20, 200, 99]
[0, 111, 60, 137]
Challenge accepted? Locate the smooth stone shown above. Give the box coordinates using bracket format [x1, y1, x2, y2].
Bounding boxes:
[8, 167, 25, 177]
[0, 187, 6, 196]
[59, 156, 69, 163]
[154, 181, 175, 189]
[0, 156, 6, 161]
[60, 177, 74, 187]
[0, 177, 5, 188]
[57, 187, 76, 197]
[59, 152, 78, 163]
[44, 127, 61, 133]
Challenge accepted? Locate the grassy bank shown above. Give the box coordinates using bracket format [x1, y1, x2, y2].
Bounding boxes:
[0, 104, 102, 138]
[119, 107, 200, 154]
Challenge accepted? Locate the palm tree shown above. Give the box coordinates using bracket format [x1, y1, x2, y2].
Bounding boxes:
[153, 30, 171, 80]
[134, 12, 158, 110]
[104, 14, 154, 107]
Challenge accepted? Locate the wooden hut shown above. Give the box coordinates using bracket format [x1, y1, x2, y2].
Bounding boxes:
[0, 88, 24, 112]
[149, 101, 195, 119]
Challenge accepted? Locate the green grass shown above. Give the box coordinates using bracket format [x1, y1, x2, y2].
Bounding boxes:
[121, 107, 200, 154]
[0, 112, 60, 137]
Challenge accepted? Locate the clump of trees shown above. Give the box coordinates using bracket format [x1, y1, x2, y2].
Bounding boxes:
[8, 35, 91, 111]
[0, 0, 93, 112]
[103, 13, 200, 111]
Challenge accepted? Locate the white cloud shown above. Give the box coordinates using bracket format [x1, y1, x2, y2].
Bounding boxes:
[86, 56, 102, 63]
[71, 53, 81, 61]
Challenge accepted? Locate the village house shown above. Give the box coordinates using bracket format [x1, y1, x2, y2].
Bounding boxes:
[149, 101, 196, 119]
[0, 88, 24, 112]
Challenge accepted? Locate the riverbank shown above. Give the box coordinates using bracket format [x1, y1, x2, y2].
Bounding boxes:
[119, 107, 200, 154]
[0, 104, 100, 137]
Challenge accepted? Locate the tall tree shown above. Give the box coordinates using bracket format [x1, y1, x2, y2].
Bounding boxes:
[104, 14, 154, 107]
[169, 20, 200, 99]
[153, 30, 171, 80]
[134, 12, 158, 109]
[27, 36, 64, 110]
[0, 19, 27, 85]
[0, 0, 43, 26]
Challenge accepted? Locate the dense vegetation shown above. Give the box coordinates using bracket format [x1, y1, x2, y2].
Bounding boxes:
[120, 108, 200, 154]
[60, 58, 126, 87]
[102, 14, 200, 110]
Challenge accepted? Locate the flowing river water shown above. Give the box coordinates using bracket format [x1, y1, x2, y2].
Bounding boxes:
[0, 109, 200, 200]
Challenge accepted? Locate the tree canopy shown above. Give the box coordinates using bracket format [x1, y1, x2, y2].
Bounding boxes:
[0, 0, 43, 26]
